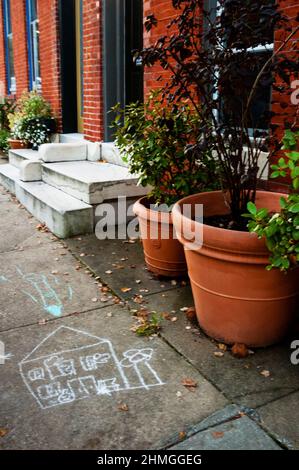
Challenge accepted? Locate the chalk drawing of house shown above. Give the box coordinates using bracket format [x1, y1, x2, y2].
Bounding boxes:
[19, 326, 129, 409]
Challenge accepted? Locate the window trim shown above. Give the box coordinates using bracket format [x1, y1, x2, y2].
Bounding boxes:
[2, 0, 16, 94]
[25, 0, 41, 91]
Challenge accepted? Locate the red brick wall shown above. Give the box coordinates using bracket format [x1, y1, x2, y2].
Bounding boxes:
[82, 0, 104, 142]
[0, 2, 7, 95]
[11, 0, 29, 96]
[143, 0, 177, 97]
[38, 0, 62, 126]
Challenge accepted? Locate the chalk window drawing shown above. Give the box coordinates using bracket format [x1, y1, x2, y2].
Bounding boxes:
[19, 326, 165, 409]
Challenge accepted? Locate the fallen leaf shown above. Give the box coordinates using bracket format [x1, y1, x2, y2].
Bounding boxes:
[179, 431, 186, 440]
[91, 298, 98, 303]
[135, 280, 142, 284]
[121, 287, 132, 293]
[171, 317, 178, 322]
[217, 343, 228, 352]
[162, 312, 172, 320]
[80, 253, 86, 257]
[105, 270, 113, 275]
[212, 431, 224, 439]
[0, 428, 8, 438]
[100, 297, 109, 303]
[231, 343, 249, 359]
[214, 351, 224, 358]
[185, 307, 197, 322]
[260, 369, 271, 378]
[118, 403, 129, 412]
[51, 270, 58, 275]
[180, 307, 189, 312]
[181, 378, 198, 389]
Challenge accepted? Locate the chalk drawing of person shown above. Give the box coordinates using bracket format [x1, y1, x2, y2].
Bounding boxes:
[16, 267, 73, 317]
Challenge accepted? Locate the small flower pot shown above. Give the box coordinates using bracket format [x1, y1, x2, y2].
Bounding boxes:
[8, 139, 30, 150]
[133, 197, 187, 278]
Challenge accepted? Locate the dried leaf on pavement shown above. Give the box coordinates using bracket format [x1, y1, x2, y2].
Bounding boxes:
[118, 403, 129, 412]
[181, 378, 198, 389]
[214, 351, 224, 358]
[231, 343, 249, 359]
[0, 428, 8, 438]
[260, 369, 271, 378]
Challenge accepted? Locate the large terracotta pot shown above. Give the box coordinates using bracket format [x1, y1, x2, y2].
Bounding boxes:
[8, 139, 29, 150]
[133, 197, 187, 277]
[172, 190, 299, 347]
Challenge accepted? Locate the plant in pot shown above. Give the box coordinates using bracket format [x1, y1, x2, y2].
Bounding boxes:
[140, 0, 299, 346]
[8, 91, 56, 150]
[112, 92, 219, 277]
[0, 97, 16, 154]
[246, 130, 299, 272]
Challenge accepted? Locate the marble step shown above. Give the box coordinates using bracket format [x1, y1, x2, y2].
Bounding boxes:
[42, 160, 148, 204]
[0, 164, 93, 238]
[9, 149, 41, 169]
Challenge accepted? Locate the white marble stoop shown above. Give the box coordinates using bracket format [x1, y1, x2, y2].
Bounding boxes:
[0, 137, 148, 238]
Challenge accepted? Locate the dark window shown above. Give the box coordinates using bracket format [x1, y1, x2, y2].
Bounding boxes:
[206, 0, 274, 131]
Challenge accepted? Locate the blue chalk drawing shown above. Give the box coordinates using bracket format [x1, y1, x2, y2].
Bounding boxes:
[0, 268, 74, 318]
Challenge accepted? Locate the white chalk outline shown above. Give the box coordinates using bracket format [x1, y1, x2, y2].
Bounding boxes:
[19, 326, 164, 409]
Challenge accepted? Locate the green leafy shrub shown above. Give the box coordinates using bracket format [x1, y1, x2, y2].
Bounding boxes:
[246, 130, 299, 271]
[112, 92, 219, 206]
[0, 129, 10, 154]
[0, 97, 16, 131]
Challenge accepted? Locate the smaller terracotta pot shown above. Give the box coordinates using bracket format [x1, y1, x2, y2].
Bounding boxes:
[8, 139, 29, 150]
[133, 197, 187, 277]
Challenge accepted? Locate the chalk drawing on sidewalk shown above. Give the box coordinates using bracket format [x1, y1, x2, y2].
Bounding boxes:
[19, 326, 165, 409]
[0, 267, 73, 318]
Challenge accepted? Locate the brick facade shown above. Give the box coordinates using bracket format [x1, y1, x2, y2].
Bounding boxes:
[11, 0, 29, 95]
[0, 0, 298, 159]
[82, 0, 103, 142]
[38, 0, 62, 127]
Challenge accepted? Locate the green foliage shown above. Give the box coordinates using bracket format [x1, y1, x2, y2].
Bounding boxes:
[112, 92, 219, 206]
[8, 91, 55, 148]
[0, 97, 16, 131]
[0, 129, 10, 154]
[245, 130, 299, 271]
[134, 312, 162, 337]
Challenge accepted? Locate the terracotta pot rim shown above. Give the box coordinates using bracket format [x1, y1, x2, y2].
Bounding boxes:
[133, 196, 174, 224]
[172, 190, 288, 259]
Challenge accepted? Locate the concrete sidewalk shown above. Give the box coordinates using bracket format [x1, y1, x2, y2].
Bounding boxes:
[0, 183, 298, 450]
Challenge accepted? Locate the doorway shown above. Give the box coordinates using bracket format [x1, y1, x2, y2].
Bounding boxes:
[75, 0, 84, 133]
[103, 0, 144, 141]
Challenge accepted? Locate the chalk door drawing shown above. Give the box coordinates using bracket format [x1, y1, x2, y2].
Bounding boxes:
[19, 326, 165, 409]
[0, 267, 73, 318]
